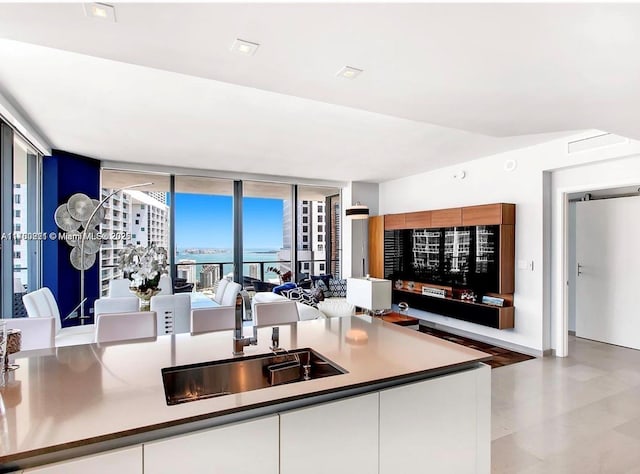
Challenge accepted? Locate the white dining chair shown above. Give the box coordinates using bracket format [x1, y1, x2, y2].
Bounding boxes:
[94, 296, 139, 317]
[220, 281, 242, 307]
[108, 278, 132, 298]
[150, 293, 191, 335]
[22, 287, 95, 347]
[5, 317, 56, 350]
[253, 300, 299, 327]
[190, 307, 236, 333]
[213, 278, 229, 305]
[95, 311, 157, 343]
[158, 275, 173, 295]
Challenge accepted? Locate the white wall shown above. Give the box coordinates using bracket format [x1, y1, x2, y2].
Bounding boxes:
[379, 130, 640, 352]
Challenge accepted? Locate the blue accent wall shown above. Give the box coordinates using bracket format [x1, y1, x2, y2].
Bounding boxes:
[43, 150, 100, 327]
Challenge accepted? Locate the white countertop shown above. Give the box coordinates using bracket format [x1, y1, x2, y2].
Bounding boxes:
[0, 316, 489, 464]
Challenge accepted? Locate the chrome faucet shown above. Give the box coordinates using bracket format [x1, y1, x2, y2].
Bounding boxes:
[233, 296, 257, 355]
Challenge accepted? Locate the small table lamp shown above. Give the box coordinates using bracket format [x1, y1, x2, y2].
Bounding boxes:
[346, 277, 392, 315]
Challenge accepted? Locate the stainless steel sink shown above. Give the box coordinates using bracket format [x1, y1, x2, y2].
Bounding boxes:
[162, 348, 347, 405]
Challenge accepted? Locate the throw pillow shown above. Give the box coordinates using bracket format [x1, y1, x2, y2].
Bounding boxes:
[311, 274, 333, 289]
[311, 286, 325, 302]
[273, 282, 297, 295]
[281, 287, 319, 308]
[271, 282, 297, 295]
[328, 278, 348, 298]
[316, 280, 332, 298]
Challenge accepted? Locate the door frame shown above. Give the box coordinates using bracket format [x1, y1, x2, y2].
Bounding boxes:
[551, 165, 640, 357]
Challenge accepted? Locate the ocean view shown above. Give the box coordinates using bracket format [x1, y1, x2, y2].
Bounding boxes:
[176, 248, 287, 282]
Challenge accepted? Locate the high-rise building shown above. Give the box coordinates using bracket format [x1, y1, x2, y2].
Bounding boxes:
[199, 264, 220, 290]
[99, 189, 169, 295]
[177, 259, 197, 285]
[278, 198, 334, 278]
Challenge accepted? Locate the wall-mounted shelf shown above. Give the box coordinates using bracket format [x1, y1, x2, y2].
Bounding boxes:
[392, 288, 514, 330]
[370, 203, 516, 330]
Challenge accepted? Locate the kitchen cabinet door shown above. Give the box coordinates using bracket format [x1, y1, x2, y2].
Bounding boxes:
[144, 415, 278, 474]
[24, 446, 142, 474]
[280, 392, 379, 474]
[379, 365, 490, 474]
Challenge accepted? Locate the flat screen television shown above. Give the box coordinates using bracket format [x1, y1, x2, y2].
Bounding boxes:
[384, 225, 499, 293]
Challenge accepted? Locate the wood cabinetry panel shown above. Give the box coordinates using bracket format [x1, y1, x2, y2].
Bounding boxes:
[462, 203, 515, 225]
[499, 225, 515, 294]
[368, 215, 384, 278]
[384, 213, 406, 229]
[431, 208, 462, 227]
[404, 211, 431, 228]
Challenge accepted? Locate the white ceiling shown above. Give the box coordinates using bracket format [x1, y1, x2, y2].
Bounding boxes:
[1, 3, 637, 182]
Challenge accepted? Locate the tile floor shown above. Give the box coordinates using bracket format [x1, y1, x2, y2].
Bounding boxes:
[492, 335, 640, 473]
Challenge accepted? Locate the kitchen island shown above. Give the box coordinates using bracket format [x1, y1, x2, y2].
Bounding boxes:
[0, 316, 491, 473]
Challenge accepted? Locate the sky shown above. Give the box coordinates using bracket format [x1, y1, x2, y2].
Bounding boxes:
[175, 193, 284, 249]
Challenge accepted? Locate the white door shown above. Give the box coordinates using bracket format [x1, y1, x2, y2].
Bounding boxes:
[576, 196, 640, 349]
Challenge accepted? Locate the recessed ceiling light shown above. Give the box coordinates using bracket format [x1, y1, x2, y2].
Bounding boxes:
[84, 3, 116, 22]
[337, 66, 363, 79]
[231, 39, 260, 56]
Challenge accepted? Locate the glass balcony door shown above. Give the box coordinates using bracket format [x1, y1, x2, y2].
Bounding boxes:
[174, 176, 234, 295]
[1, 124, 42, 318]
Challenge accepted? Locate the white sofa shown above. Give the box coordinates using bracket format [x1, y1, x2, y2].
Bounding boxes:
[252, 291, 355, 320]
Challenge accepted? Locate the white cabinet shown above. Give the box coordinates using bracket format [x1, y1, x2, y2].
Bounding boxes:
[279, 392, 379, 474]
[24, 446, 142, 474]
[143, 415, 278, 474]
[379, 364, 490, 474]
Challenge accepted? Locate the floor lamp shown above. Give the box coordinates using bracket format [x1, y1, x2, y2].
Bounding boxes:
[345, 202, 370, 277]
[55, 182, 153, 323]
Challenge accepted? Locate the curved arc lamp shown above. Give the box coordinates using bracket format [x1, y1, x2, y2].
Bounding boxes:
[55, 182, 153, 323]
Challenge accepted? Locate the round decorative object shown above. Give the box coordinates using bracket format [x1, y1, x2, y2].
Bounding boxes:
[407, 281, 415, 291]
[85, 199, 105, 229]
[395, 280, 403, 289]
[54, 204, 82, 232]
[80, 232, 102, 254]
[398, 302, 409, 314]
[67, 193, 95, 221]
[64, 230, 82, 247]
[70, 247, 96, 270]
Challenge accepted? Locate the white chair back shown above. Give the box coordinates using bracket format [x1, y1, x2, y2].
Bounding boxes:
[213, 279, 229, 305]
[253, 300, 299, 327]
[158, 274, 172, 295]
[108, 279, 132, 298]
[150, 293, 191, 335]
[6, 317, 55, 350]
[23, 288, 62, 333]
[190, 307, 235, 333]
[221, 282, 242, 307]
[94, 297, 139, 317]
[95, 311, 157, 343]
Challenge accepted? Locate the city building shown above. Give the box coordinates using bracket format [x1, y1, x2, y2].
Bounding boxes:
[99, 189, 169, 295]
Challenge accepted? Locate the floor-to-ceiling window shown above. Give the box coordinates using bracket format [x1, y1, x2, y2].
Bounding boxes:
[99, 169, 170, 295]
[1, 122, 42, 317]
[242, 181, 292, 288]
[296, 186, 341, 279]
[174, 176, 234, 295]
[99, 167, 341, 294]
